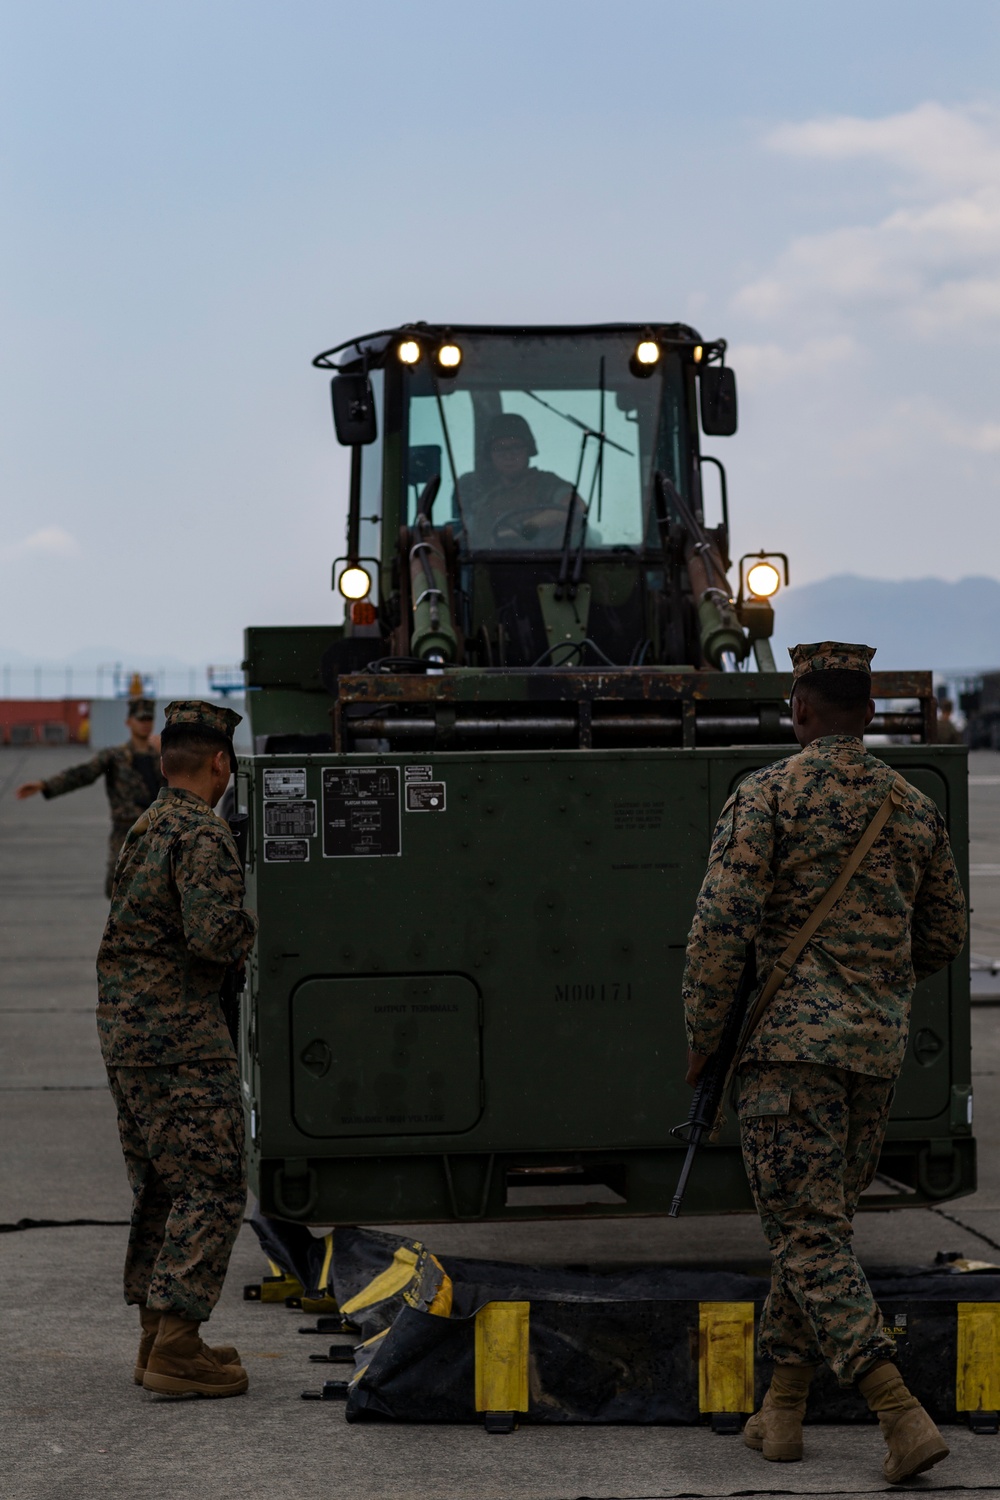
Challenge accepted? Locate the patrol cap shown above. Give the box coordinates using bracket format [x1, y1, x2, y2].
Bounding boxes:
[789, 641, 876, 682]
[486, 412, 538, 457]
[128, 697, 156, 719]
[163, 699, 241, 770]
[164, 699, 242, 737]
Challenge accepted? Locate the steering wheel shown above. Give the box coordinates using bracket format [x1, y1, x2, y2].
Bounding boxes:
[490, 502, 577, 546]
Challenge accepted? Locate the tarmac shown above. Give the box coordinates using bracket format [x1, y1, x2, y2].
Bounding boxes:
[3, 743, 1000, 1499]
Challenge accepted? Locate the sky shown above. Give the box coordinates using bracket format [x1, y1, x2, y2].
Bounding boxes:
[1, 0, 999, 667]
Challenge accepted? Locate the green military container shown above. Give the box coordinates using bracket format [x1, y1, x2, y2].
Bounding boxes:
[238, 323, 972, 1224]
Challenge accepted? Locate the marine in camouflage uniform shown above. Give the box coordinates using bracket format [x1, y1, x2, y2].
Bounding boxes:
[936, 700, 964, 746]
[458, 412, 581, 549]
[21, 697, 164, 896]
[682, 642, 966, 1476]
[97, 700, 257, 1331]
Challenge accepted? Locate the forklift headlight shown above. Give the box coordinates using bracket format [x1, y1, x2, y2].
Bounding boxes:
[338, 565, 372, 600]
[747, 561, 781, 599]
[630, 340, 660, 378]
[435, 342, 462, 372]
[397, 340, 421, 365]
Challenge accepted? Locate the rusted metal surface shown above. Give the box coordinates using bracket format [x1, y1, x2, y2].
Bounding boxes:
[336, 668, 933, 705]
[332, 668, 935, 750]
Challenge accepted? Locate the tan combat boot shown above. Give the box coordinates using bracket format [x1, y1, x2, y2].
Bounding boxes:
[133, 1305, 239, 1386]
[142, 1313, 248, 1398]
[858, 1361, 949, 1483]
[743, 1364, 817, 1461]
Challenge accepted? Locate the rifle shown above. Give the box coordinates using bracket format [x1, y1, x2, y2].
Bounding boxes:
[220, 813, 250, 1048]
[668, 944, 757, 1218]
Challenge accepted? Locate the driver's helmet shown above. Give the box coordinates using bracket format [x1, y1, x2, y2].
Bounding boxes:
[484, 412, 538, 458]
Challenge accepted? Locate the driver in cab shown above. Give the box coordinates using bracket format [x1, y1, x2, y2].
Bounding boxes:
[460, 413, 582, 549]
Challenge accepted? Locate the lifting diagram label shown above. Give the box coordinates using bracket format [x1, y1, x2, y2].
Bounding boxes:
[322, 766, 401, 858]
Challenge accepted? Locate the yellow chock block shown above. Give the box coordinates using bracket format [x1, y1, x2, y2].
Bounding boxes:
[298, 1293, 340, 1314]
[475, 1301, 530, 1431]
[244, 1268, 306, 1303]
[957, 1303, 1000, 1416]
[698, 1301, 754, 1424]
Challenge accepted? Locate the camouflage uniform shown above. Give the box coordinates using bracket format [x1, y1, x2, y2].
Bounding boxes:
[97, 701, 257, 1321]
[42, 742, 164, 897]
[936, 717, 964, 746]
[683, 642, 967, 1386]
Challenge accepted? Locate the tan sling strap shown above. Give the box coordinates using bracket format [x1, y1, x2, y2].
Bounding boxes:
[731, 774, 906, 1074]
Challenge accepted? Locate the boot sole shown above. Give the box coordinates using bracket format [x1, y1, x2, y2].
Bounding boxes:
[744, 1429, 802, 1460]
[885, 1438, 950, 1484]
[142, 1371, 249, 1398]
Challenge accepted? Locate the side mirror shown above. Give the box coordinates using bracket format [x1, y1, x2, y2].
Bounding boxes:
[331, 374, 378, 446]
[700, 367, 738, 436]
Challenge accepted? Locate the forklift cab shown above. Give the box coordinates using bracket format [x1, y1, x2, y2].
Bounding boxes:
[320, 324, 740, 672]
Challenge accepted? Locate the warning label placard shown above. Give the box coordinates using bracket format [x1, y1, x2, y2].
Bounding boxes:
[322, 767, 401, 858]
[263, 768, 307, 799]
[264, 838, 310, 863]
[264, 800, 317, 837]
[406, 781, 446, 812]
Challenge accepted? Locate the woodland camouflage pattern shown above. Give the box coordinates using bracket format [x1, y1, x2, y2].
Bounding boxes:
[163, 698, 242, 738]
[738, 1062, 897, 1385]
[98, 783, 256, 1318]
[108, 1059, 246, 1318]
[682, 735, 967, 1077]
[42, 743, 164, 896]
[789, 640, 876, 680]
[97, 786, 258, 1067]
[683, 725, 967, 1385]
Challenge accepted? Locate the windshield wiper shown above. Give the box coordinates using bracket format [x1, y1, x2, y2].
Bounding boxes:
[556, 358, 612, 598]
[522, 389, 633, 457]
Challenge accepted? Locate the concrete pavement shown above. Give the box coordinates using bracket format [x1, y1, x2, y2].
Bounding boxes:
[3, 743, 1000, 1499]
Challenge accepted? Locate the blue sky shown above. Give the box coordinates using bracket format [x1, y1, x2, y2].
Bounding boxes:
[1, 1, 999, 664]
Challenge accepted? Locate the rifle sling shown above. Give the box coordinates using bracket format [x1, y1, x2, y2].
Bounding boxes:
[729, 776, 905, 1080]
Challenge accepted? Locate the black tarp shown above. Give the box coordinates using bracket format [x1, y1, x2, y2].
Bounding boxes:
[250, 1214, 1000, 1426]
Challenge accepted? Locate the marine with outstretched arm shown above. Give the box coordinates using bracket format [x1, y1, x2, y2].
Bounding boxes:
[97, 700, 258, 1397]
[682, 641, 968, 1485]
[16, 696, 165, 896]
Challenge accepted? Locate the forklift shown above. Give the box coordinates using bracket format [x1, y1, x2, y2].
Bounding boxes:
[237, 322, 972, 1225]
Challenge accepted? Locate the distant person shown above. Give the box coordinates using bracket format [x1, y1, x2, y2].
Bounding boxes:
[16, 696, 165, 897]
[97, 700, 257, 1397]
[460, 413, 583, 548]
[937, 699, 964, 745]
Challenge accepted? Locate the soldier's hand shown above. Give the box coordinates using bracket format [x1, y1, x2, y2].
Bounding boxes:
[15, 781, 44, 799]
[685, 1049, 709, 1087]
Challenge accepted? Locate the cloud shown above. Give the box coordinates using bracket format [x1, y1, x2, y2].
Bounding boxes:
[735, 103, 1000, 336]
[0, 526, 79, 562]
[893, 398, 1000, 455]
[766, 101, 1000, 190]
[731, 334, 857, 384]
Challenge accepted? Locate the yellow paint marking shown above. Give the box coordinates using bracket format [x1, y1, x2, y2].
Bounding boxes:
[957, 1303, 1000, 1412]
[474, 1302, 530, 1413]
[698, 1302, 754, 1413]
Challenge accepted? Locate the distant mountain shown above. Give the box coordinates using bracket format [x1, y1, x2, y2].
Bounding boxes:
[772, 575, 1000, 674]
[1, 575, 997, 679]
